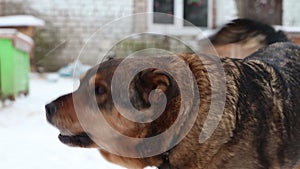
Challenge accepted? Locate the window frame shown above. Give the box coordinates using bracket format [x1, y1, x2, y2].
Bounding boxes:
[147, 0, 214, 35]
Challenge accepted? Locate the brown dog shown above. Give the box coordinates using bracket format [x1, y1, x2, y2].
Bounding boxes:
[46, 23, 300, 168]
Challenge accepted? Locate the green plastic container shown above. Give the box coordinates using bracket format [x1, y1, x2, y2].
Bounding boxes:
[0, 29, 33, 101]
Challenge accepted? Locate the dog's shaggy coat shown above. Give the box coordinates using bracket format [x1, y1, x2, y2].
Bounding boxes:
[46, 19, 300, 169]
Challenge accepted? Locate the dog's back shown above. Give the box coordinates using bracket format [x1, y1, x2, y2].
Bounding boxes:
[210, 19, 289, 58]
[211, 19, 289, 46]
[210, 19, 300, 168]
[226, 42, 300, 168]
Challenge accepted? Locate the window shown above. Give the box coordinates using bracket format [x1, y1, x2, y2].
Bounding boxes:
[148, 0, 213, 35]
[183, 0, 208, 27]
[153, 0, 174, 24]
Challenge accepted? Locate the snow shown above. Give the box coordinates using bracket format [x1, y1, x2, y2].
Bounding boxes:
[0, 15, 45, 27]
[0, 29, 33, 45]
[0, 73, 125, 169]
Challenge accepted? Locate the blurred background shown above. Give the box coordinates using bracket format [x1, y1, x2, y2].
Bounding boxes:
[0, 0, 300, 169]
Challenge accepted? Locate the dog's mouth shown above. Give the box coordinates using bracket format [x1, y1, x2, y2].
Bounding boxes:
[58, 132, 94, 147]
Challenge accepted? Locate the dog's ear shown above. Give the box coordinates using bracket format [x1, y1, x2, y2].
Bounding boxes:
[134, 69, 179, 105]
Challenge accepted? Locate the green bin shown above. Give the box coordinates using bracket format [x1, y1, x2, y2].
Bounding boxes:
[0, 29, 33, 101]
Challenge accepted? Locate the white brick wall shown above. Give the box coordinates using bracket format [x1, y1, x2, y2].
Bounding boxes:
[1, 0, 134, 69]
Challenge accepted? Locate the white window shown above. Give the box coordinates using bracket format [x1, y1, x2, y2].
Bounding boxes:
[148, 0, 214, 35]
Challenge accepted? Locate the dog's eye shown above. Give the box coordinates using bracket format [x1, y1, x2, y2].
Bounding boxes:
[95, 86, 106, 95]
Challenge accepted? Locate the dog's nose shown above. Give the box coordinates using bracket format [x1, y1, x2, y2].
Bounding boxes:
[45, 102, 58, 121]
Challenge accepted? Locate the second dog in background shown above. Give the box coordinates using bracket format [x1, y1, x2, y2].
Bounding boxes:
[209, 18, 289, 58]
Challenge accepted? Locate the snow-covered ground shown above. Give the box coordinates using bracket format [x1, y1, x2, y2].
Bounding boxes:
[0, 73, 125, 169]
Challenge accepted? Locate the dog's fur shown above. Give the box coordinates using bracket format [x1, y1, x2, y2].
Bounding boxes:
[46, 19, 300, 169]
[209, 19, 289, 58]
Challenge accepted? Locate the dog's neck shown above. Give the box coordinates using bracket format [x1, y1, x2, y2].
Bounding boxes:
[157, 54, 239, 168]
[100, 54, 240, 169]
[158, 55, 240, 169]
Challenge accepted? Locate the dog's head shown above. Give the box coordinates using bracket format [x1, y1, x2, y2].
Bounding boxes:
[45, 57, 181, 151]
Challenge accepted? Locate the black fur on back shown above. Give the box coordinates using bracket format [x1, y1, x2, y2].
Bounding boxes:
[210, 18, 289, 45]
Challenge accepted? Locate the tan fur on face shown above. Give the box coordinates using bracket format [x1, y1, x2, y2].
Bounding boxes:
[79, 72, 87, 81]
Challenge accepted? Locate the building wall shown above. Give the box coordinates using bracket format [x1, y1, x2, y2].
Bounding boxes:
[214, 0, 300, 27]
[0, 0, 134, 70]
[133, 0, 148, 33]
[283, 0, 300, 27]
[215, 0, 237, 26]
[215, 0, 300, 27]
[0, 0, 3, 16]
[1, 0, 299, 70]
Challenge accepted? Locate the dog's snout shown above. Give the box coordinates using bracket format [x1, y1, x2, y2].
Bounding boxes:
[45, 102, 58, 121]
